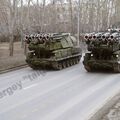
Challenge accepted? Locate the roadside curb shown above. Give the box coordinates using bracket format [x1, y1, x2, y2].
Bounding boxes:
[89, 93, 120, 120]
[0, 64, 28, 74]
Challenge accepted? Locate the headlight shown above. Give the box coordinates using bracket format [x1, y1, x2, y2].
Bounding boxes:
[116, 55, 119, 58]
[91, 54, 93, 57]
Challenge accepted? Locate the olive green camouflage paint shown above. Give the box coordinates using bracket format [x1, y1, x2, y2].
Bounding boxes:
[25, 33, 82, 70]
[83, 29, 120, 72]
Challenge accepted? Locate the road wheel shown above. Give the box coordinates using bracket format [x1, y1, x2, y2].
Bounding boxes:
[75, 58, 78, 64]
[29, 64, 38, 70]
[62, 61, 66, 68]
[84, 65, 92, 72]
[119, 65, 120, 73]
[114, 63, 120, 73]
[56, 62, 63, 70]
[70, 59, 73, 66]
[71, 59, 74, 65]
[118, 65, 120, 73]
[66, 60, 70, 67]
[77, 57, 80, 63]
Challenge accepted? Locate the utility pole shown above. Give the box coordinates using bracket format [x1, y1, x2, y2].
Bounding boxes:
[77, 0, 80, 46]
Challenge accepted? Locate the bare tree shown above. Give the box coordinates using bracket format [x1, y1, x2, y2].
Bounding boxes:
[68, 0, 74, 33]
[8, 0, 17, 56]
[41, 0, 46, 32]
[1, 0, 120, 57]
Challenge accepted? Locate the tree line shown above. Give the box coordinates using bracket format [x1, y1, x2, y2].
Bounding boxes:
[0, 0, 120, 56]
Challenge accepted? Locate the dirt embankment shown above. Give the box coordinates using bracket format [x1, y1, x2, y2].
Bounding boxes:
[0, 42, 26, 72]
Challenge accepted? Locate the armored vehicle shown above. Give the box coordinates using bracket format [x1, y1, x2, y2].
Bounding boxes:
[25, 33, 82, 70]
[83, 29, 120, 72]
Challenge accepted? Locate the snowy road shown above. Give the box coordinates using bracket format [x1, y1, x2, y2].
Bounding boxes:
[0, 62, 120, 120]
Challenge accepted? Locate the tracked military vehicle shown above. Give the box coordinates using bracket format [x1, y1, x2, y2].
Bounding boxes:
[83, 29, 120, 72]
[25, 33, 82, 70]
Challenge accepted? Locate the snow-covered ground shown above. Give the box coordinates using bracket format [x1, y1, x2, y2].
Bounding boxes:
[0, 62, 120, 120]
